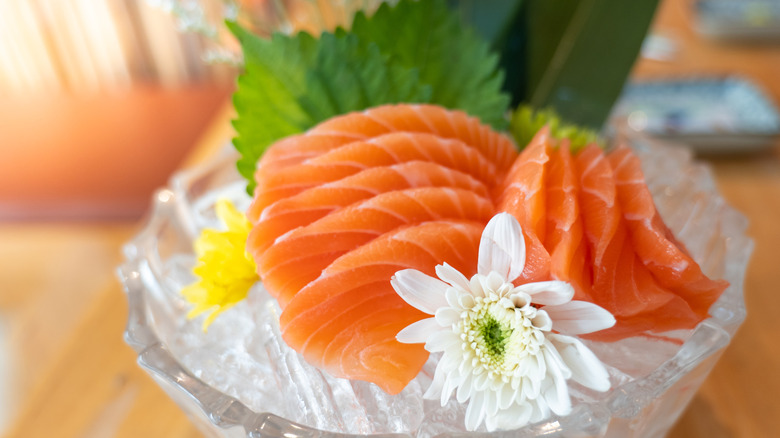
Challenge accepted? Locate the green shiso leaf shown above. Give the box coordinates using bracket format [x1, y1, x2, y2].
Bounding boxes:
[510, 105, 602, 151]
[230, 0, 509, 194]
[230, 23, 431, 194]
[351, 0, 509, 129]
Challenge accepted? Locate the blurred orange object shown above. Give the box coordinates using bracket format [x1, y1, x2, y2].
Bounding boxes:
[0, 83, 232, 220]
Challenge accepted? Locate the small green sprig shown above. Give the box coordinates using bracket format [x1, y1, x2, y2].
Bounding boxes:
[510, 105, 603, 151]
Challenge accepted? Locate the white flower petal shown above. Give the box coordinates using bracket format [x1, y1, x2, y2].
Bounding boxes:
[514, 281, 574, 306]
[424, 363, 447, 402]
[484, 411, 497, 432]
[543, 340, 573, 380]
[441, 353, 461, 374]
[509, 292, 532, 309]
[487, 389, 500, 416]
[469, 275, 486, 298]
[456, 372, 475, 403]
[485, 271, 506, 294]
[478, 213, 526, 281]
[465, 390, 487, 431]
[533, 351, 547, 382]
[441, 374, 457, 406]
[531, 309, 553, 331]
[425, 330, 460, 353]
[396, 318, 440, 344]
[474, 370, 490, 391]
[491, 400, 533, 432]
[445, 287, 461, 308]
[522, 375, 540, 400]
[529, 395, 551, 423]
[498, 382, 515, 410]
[545, 300, 616, 335]
[436, 263, 471, 291]
[549, 333, 611, 392]
[541, 349, 572, 416]
[391, 269, 450, 314]
[458, 293, 475, 309]
[434, 307, 461, 327]
[512, 383, 523, 404]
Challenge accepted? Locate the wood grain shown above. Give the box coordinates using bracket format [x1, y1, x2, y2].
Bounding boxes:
[4, 0, 780, 436]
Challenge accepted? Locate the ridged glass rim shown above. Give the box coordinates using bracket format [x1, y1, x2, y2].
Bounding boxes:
[117, 137, 752, 437]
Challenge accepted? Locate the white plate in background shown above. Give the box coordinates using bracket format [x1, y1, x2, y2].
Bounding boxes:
[610, 77, 780, 153]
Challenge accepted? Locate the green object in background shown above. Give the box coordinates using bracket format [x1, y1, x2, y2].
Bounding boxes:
[527, 0, 660, 129]
[457, 0, 660, 131]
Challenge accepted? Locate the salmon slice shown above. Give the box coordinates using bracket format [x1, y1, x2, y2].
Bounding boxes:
[607, 145, 728, 318]
[252, 132, 501, 213]
[311, 104, 518, 172]
[280, 220, 484, 394]
[575, 144, 622, 268]
[255, 133, 365, 178]
[574, 145, 633, 326]
[567, 239, 594, 302]
[544, 140, 589, 299]
[251, 104, 517, 207]
[584, 251, 700, 342]
[575, 144, 708, 340]
[255, 187, 494, 307]
[249, 133, 366, 221]
[496, 128, 552, 283]
[249, 162, 489, 256]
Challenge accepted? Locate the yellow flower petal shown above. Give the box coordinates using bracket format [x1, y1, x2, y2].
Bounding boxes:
[183, 199, 259, 331]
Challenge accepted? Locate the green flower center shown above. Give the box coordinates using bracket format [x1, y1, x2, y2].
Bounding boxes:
[479, 316, 508, 360]
[457, 291, 546, 379]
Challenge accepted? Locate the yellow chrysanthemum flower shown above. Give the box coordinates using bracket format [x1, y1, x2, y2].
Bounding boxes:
[182, 199, 258, 330]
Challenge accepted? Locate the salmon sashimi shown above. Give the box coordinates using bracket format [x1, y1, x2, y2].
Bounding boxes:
[249, 103, 516, 217]
[249, 162, 489, 255]
[311, 104, 517, 172]
[575, 147, 668, 317]
[608, 145, 728, 317]
[575, 144, 622, 268]
[495, 128, 552, 283]
[249, 132, 366, 222]
[247, 103, 730, 395]
[576, 144, 714, 339]
[256, 187, 494, 307]
[280, 220, 483, 394]
[584, 249, 700, 343]
[544, 140, 589, 300]
[255, 133, 365, 179]
[251, 132, 501, 214]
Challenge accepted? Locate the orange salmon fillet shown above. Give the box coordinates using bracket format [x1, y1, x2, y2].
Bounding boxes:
[251, 132, 500, 214]
[249, 162, 489, 255]
[256, 187, 494, 307]
[280, 220, 483, 394]
[249, 104, 517, 222]
[607, 145, 728, 318]
[247, 103, 729, 394]
[495, 128, 552, 283]
[544, 141, 590, 301]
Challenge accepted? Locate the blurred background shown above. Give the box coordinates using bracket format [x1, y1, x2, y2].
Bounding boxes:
[1, 0, 779, 437]
[0, 0, 234, 220]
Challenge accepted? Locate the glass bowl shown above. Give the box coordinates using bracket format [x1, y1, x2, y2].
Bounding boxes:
[117, 137, 751, 438]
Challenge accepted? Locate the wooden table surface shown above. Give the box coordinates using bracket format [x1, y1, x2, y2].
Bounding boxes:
[3, 1, 780, 437]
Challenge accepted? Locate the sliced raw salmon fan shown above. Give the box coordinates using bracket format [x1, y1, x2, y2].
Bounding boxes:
[246, 103, 728, 394]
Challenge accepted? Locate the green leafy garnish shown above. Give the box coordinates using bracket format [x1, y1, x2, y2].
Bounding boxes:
[510, 105, 602, 151]
[230, 0, 509, 193]
[350, 1, 509, 128]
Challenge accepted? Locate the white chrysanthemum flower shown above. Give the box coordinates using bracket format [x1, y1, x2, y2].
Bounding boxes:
[391, 213, 616, 432]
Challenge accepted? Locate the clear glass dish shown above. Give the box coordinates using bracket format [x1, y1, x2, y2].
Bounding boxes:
[117, 137, 751, 438]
